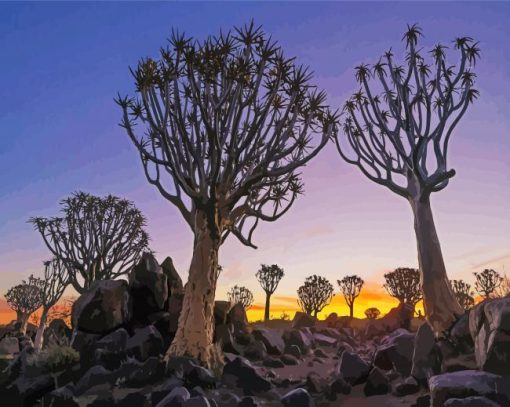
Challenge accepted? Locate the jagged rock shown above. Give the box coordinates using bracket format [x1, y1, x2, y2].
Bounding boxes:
[313, 333, 337, 347]
[393, 376, 419, 396]
[263, 357, 284, 368]
[227, 304, 249, 337]
[214, 324, 239, 355]
[314, 348, 327, 359]
[222, 356, 272, 394]
[184, 396, 211, 406]
[428, 370, 510, 407]
[0, 337, 19, 354]
[126, 325, 164, 361]
[281, 388, 314, 406]
[243, 340, 267, 361]
[364, 367, 390, 396]
[252, 329, 284, 355]
[156, 386, 190, 407]
[412, 322, 440, 381]
[280, 354, 299, 365]
[374, 330, 414, 376]
[337, 351, 370, 385]
[151, 377, 185, 405]
[469, 297, 510, 375]
[285, 344, 301, 358]
[306, 372, 326, 393]
[75, 365, 114, 395]
[213, 389, 241, 406]
[325, 313, 339, 328]
[148, 311, 174, 346]
[119, 356, 165, 387]
[160, 257, 184, 334]
[42, 384, 79, 407]
[282, 329, 313, 354]
[444, 396, 501, 406]
[2, 374, 55, 406]
[365, 304, 414, 338]
[292, 312, 316, 329]
[238, 396, 259, 407]
[413, 395, 431, 407]
[93, 327, 129, 369]
[116, 391, 150, 407]
[167, 357, 216, 389]
[450, 313, 474, 353]
[70, 330, 100, 369]
[71, 280, 131, 334]
[214, 301, 232, 326]
[442, 353, 478, 373]
[327, 376, 351, 400]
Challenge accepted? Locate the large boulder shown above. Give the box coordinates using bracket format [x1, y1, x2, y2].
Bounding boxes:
[0, 337, 19, 355]
[469, 297, 510, 375]
[70, 330, 101, 369]
[337, 351, 370, 385]
[374, 329, 414, 376]
[166, 357, 216, 389]
[252, 329, 285, 355]
[364, 367, 390, 396]
[365, 304, 414, 338]
[282, 329, 313, 354]
[429, 370, 510, 407]
[222, 356, 272, 394]
[281, 388, 314, 407]
[412, 322, 440, 381]
[94, 327, 129, 369]
[444, 396, 501, 406]
[126, 325, 164, 361]
[160, 257, 184, 334]
[214, 301, 232, 326]
[292, 312, 316, 329]
[72, 280, 131, 334]
[227, 304, 248, 336]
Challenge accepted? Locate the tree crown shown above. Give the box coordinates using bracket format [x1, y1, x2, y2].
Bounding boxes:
[256, 264, 284, 294]
[297, 274, 334, 315]
[227, 285, 254, 309]
[474, 269, 503, 299]
[337, 275, 364, 307]
[5, 275, 43, 315]
[383, 267, 422, 306]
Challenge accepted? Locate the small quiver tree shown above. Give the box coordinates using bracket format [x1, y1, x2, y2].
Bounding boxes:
[30, 192, 149, 293]
[474, 269, 503, 299]
[334, 25, 480, 333]
[384, 267, 422, 312]
[450, 279, 475, 310]
[365, 307, 381, 319]
[34, 258, 69, 351]
[5, 276, 43, 335]
[227, 285, 254, 310]
[338, 275, 364, 318]
[256, 264, 285, 321]
[297, 275, 334, 317]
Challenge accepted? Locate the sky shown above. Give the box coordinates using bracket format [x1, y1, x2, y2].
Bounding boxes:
[1, 2, 509, 323]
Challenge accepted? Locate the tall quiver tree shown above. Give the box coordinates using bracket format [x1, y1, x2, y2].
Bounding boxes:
[337, 275, 364, 318]
[30, 192, 149, 293]
[384, 267, 422, 312]
[256, 264, 284, 321]
[5, 276, 43, 335]
[297, 275, 334, 317]
[335, 25, 480, 333]
[34, 258, 69, 351]
[116, 22, 337, 367]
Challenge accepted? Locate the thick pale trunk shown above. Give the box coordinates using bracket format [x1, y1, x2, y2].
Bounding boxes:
[166, 211, 222, 369]
[19, 313, 29, 335]
[34, 307, 49, 352]
[264, 293, 271, 322]
[410, 195, 463, 334]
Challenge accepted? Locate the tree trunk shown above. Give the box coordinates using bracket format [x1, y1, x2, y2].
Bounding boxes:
[349, 304, 354, 318]
[166, 210, 222, 369]
[410, 195, 463, 334]
[19, 313, 29, 335]
[34, 307, 49, 352]
[264, 292, 271, 322]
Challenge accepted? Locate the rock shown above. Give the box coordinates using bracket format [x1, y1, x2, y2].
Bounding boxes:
[184, 396, 210, 406]
[327, 377, 351, 400]
[413, 395, 431, 407]
[151, 377, 185, 405]
[120, 356, 165, 387]
[262, 357, 284, 368]
[364, 367, 390, 396]
[282, 329, 313, 354]
[314, 348, 327, 358]
[156, 386, 190, 407]
[325, 313, 339, 328]
[337, 351, 370, 385]
[116, 391, 150, 407]
[444, 396, 501, 406]
[281, 388, 314, 406]
[43, 384, 79, 407]
[94, 327, 129, 369]
[280, 354, 299, 365]
[166, 357, 216, 389]
[285, 344, 301, 358]
[374, 330, 414, 376]
[214, 301, 232, 326]
[469, 297, 510, 375]
[252, 329, 284, 355]
[429, 370, 510, 407]
[71, 280, 131, 334]
[313, 333, 337, 347]
[214, 324, 239, 355]
[450, 313, 474, 353]
[365, 304, 414, 338]
[237, 396, 259, 407]
[70, 330, 100, 369]
[75, 365, 114, 395]
[243, 340, 267, 361]
[3, 374, 55, 406]
[393, 376, 419, 397]
[292, 312, 316, 329]
[306, 372, 326, 393]
[412, 322, 440, 381]
[214, 390, 241, 406]
[442, 353, 478, 373]
[227, 304, 248, 336]
[0, 337, 19, 354]
[126, 325, 164, 361]
[222, 356, 272, 394]
[148, 311, 174, 346]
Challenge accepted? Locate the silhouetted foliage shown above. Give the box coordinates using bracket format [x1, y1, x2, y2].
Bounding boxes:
[384, 267, 422, 310]
[338, 275, 364, 318]
[30, 192, 149, 293]
[494, 274, 510, 298]
[227, 285, 254, 309]
[474, 269, 503, 299]
[256, 264, 285, 321]
[450, 279, 475, 310]
[5, 276, 43, 334]
[297, 275, 334, 317]
[364, 307, 381, 319]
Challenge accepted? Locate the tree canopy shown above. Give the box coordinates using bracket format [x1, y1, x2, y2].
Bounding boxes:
[227, 285, 254, 309]
[383, 267, 422, 308]
[474, 269, 503, 299]
[297, 275, 334, 317]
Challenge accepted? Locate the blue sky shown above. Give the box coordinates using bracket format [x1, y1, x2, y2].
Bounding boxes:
[1, 2, 509, 316]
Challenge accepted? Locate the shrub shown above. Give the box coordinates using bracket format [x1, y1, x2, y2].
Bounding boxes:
[28, 344, 79, 373]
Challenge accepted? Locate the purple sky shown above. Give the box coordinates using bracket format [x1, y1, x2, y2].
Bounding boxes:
[1, 2, 509, 312]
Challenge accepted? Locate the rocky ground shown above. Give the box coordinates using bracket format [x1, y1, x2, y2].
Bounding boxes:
[1, 253, 509, 406]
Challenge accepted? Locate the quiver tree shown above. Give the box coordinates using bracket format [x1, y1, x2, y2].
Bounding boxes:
[116, 22, 337, 367]
[384, 267, 422, 311]
[297, 275, 334, 317]
[450, 279, 475, 310]
[30, 192, 149, 293]
[474, 269, 503, 299]
[5, 276, 43, 335]
[256, 264, 285, 321]
[34, 258, 69, 351]
[335, 25, 480, 333]
[337, 275, 364, 318]
[227, 285, 254, 309]
[365, 307, 381, 319]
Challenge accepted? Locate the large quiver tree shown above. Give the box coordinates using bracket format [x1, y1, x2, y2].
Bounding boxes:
[335, 25, 480, 333]
[5, 276, 43, 335]
[337, 275, 364, 318]
[256, 264, 284, 321]
[30, 192, 149, 293]
[116, 22, 337, 367]
[297, 275, 334, 317]
[227, 285, 254, 310]
[384, 267, 422, 311]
